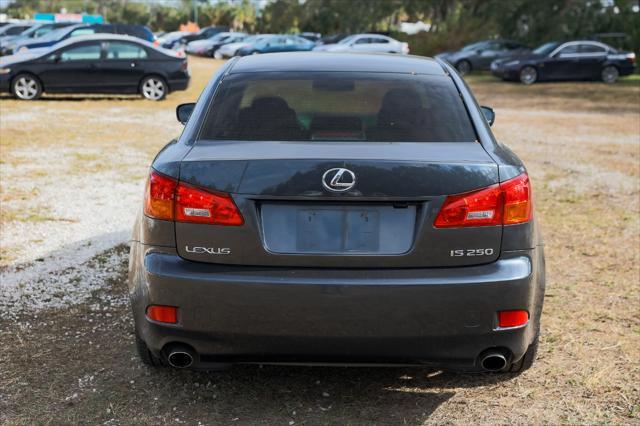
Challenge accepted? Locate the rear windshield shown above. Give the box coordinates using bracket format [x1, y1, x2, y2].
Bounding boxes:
[198, 72, 476, 142]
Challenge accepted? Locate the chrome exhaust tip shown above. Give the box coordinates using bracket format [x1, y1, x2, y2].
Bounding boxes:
[166, 345, 195, 368]
[479, 351, 508, 372]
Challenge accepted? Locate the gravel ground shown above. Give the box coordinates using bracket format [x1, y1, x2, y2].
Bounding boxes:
[0, 145, 145, 318]
[0, 59, 638, 424]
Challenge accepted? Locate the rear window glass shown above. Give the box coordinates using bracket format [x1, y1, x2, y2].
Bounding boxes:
[199, 72, 476, 142]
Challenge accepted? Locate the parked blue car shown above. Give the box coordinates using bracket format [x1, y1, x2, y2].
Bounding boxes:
[237, 35, 314, 56]
[10, 24, 153, 54]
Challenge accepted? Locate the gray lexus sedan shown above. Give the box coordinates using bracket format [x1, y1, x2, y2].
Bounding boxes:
[129, 52, 545, 373]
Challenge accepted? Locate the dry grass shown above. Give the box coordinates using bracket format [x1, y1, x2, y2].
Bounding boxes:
[0, 57, 639, 424]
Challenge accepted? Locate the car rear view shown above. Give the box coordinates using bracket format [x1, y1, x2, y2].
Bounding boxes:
[129, 53, 545, 373]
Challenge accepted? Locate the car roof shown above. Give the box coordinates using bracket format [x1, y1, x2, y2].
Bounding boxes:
[352, 33, 390, 37]
[230, 52, 446, 75]
[52, 33, 153, 49]
[553, 40, 612, 49]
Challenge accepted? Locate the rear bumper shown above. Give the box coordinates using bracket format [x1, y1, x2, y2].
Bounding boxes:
[0, 74, 11, 93]
[129, 244, 545, 370]
[168, 76, 190, 92]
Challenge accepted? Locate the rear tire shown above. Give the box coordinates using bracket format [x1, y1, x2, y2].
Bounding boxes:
[455, 60, 472, 75]
[601, 65, 619, 84]
[519, 66, 538, 85]
[12, 73, 42, 100]
[135, 334, 165, 367]
[140, 75, 167, 101]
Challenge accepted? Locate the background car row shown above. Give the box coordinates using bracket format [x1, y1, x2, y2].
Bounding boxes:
[174, 29, 408, 58]
[437, 38, 635, 83]
[0, 19, 635, 103]
[0, 21, 154, 55]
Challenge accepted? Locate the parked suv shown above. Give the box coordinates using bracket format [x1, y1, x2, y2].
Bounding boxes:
[130, 53, 545, 373]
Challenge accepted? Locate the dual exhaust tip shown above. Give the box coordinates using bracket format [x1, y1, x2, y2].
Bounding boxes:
[165, 344, 195, 368]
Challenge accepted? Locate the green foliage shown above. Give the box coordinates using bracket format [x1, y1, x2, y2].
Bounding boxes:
[2, 0, 638, 54]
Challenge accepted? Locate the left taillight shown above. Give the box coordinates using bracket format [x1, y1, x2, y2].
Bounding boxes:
[627, 52, 636, 65]
[434, 172, 532, 228]
[144, 170, 244, 226]
[144, 171, 177, 221]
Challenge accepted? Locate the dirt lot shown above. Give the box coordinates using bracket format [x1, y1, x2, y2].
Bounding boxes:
[0, 56, 639, 425]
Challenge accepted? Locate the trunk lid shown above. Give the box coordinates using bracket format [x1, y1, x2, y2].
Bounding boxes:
[175, 141, 502, 268]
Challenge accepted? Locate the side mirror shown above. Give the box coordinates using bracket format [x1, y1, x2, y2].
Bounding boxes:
[176, 102, 195, 125]
[480, 106, 495, 126]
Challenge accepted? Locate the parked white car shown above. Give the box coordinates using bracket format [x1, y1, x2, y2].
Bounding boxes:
[313, 34, 409, 54]
[216, 34, 273, 58]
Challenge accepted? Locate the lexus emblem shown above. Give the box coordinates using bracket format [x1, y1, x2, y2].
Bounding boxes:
[322, 168, 356, 192]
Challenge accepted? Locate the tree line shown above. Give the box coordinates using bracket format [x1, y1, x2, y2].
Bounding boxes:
[4, 0, 639, 55]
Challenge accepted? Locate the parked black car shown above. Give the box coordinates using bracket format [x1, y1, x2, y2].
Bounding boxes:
[318, 33, 348, 45]
[8, 23, 154, 54]
[185, 32, 246, 58]
[491, 40, 636, 84]
[162, 26, 229, 50]
[0, 34, 189, 100]
[435, 39, 530, 75]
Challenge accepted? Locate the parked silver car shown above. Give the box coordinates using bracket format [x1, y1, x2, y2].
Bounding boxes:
[313, 34, 409, 54]
[216, 35, 273, 58]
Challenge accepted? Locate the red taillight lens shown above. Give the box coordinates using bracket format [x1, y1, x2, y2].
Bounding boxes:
[146, 305, 178, 324]
[144, 171, 177, 221]
[434, 173, 532, 228]
[144, 170, 244, 225]
[175, 183, 244, 226]
[433, 184, 503, 228]
[498, 310, 529, 328]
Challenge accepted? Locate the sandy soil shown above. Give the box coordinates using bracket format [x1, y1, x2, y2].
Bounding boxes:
[0, 57, 638, 424]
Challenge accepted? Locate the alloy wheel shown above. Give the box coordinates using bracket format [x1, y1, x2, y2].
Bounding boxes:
[456, 60, 471, 75]
[519, 66, 537, 85]
[601, 66, 619, 84]
[141, 78, 166, 101]
[13, 76, 40, 100]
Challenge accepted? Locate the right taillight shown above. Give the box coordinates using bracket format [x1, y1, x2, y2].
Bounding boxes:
[144, 170, 244, 226]
[434, 172, 532, 228]
[501, 173, 532, 224]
